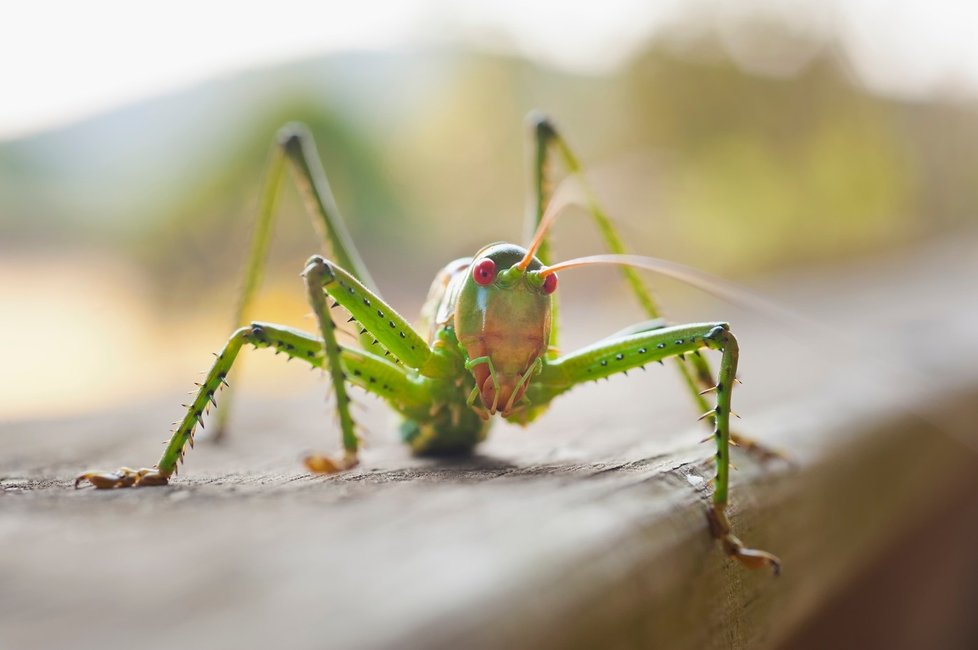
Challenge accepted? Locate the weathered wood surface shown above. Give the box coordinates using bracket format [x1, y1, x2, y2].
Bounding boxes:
[2, 238, 977, 650]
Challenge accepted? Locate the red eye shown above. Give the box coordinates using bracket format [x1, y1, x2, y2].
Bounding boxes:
[542, 273, 558, 294]
[472, 258, 497, 285]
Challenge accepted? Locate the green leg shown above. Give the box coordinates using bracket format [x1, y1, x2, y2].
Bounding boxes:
[523, 112, 557, 267]
[76, 323, 311, 488]
[701, 328, 781, 574]
[524, 112, 717, 416]
[303, 257, 360, 471]
[303, 255, 431, 369]
[75, 321, 425, 488]
[301, 252, 433, 471]
[532, 322, 781, 574]
[215, 123, 379, 440]
[301, 254, 436, 471]
[523, 113, 560, 353]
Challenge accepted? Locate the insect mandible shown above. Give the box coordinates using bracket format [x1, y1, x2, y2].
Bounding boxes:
[75, 113, 781, 575]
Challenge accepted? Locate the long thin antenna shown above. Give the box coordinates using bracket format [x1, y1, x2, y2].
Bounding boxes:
[538, 254, 804, 325]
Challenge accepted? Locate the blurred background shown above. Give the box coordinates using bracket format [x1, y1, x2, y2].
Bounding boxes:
[1, 0, 976, 421]
[4, 3, 978, 649]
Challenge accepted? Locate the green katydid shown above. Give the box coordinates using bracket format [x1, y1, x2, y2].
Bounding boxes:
[75, 113, 781, 575]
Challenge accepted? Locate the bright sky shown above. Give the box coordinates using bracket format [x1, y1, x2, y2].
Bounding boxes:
[3, 0, 978, 140]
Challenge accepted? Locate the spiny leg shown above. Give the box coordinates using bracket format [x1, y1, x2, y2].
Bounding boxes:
[530, 322, 781, 574]
[700, 327, 781, 574]
[76, 323, 319, 489]
[75, 322, 425, 488]
[523, 112, 718, 417]
[301, 255, 434, 471]
[302, 257, 360, 473]
[595, 319, 780, 459]
[215, 124, 380, 441]
[303, 255, 431, 370]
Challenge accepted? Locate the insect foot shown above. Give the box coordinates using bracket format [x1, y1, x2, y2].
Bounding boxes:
[302, 452, 359, 475]
[707, 503, 782, 576]
[74, 467, 169, 489]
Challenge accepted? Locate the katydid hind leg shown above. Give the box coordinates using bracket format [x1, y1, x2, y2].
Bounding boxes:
[214, 124, 379, 442]
[523, 112, 561, 354]
[523, 112, 720, 424]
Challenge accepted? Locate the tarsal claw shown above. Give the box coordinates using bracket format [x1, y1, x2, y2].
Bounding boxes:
[74, 467, 169, 489]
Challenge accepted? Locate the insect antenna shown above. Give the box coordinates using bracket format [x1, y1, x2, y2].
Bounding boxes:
[542, 253, 978, 458]
[513, 172, 810, 325]
[537, 254, 804, 325]
[516, 178, 586, 271]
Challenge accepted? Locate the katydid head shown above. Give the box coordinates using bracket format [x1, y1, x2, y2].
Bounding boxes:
[455, 243, 557, 417]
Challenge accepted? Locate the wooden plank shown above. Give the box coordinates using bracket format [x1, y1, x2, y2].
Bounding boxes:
[2, 238, 977, 650]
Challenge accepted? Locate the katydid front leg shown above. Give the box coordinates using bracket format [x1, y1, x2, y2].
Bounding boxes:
[302, 257, 360, 473]
[301, 254, 434, 471]
[530, 322, 781, 575]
